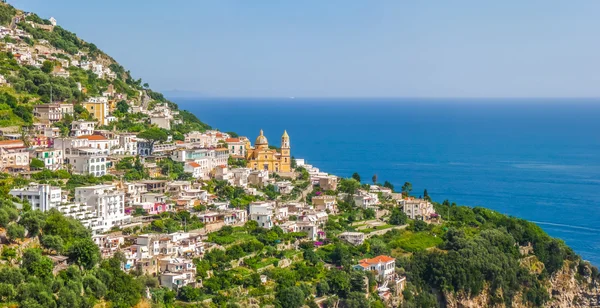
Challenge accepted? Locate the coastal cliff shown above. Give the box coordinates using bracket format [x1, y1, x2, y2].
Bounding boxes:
[443, 261, 600, 308]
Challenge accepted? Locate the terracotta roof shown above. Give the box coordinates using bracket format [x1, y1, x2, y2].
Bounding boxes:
[358, 255, 395, 266]
[187, 162, 200, 168]
[77, 135, 107, 141]
[0, 140, 24, 145]
[216, 133, 223, 137]
[225, 138, 240, 143]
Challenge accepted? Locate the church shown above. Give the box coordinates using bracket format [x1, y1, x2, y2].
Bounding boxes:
[246, 129, 291, 173]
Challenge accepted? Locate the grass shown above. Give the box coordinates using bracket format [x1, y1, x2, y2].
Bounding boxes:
[359, 224, 394, 234]
[389, 231, 443, 252]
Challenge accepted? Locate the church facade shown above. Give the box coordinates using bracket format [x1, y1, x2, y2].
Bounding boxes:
[246, 129, 291, 173]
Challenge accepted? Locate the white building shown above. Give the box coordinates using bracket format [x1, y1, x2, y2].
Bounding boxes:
[249, 202, 274, 229]
[71, 121, 96, 137]
[118, 133, 138, 156]
[354, 255, 396, 282]
[65, 148, 108, 177]
[34, 148, 63, 170]
[401, 198, 435, 220]
[10, 184, 62, 212]
[339, 232, 366, 246]
[75, 185, 129, 233]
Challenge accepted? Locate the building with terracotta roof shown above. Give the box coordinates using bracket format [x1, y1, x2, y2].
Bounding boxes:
[226, 137, 250, 157]
[354, 255, 396, 282]
[0, 140, 25, 149]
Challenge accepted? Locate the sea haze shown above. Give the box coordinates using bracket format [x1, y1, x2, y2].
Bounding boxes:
[174, 98, 600, 265]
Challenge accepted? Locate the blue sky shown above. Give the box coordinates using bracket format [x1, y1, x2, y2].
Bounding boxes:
[10, 0, 600, 98]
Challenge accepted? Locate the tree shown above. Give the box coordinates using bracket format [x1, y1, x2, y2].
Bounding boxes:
[41, 61, 54, 74]
[68, 238, 101, 270]
[338, 178, 360, 195]
[401, 182, 413, 197]
[389, 207, 408, 225]
[383, 181, 394, 192]
[316, 280, 330, 297]
[327, 270, 351, 297]
[116, 100, 129, 114]
[41, 234, 64, 253]
[22, 249, 53, 279]
[30, 158, 45, 170]
[423, 189, 430, 201]
[6, 223, 25, 242]
[372, 174, 377, 184]
[137, 128, 168, 144]
[276, 286, 304, 308]
[351, 172, 361, 183]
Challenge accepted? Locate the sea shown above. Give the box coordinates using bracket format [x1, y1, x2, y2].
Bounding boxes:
[173, 97, 600, 265]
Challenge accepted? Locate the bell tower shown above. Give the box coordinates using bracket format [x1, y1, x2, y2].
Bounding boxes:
[281, 130, 291, 172]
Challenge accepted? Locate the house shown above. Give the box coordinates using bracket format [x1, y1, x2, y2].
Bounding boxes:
[319, 175, 338, 191]
[353, 191, 379, 208]
[370, 185, 393, 196]
[75, 184, 129, 234]
[228, 168, 250, 187]
[150, 116, 171, 130]
[118, 133, 138, 156]
[400, 198, 435, 220]
[214, 165, 231, 182]
[77, 135, 114, 154]
[312, 195, 337, 213]
[64, 148, 108, 177]
[274, 181, 293, 195]
[10, 183, 62, 211]
[141, 180, 168, 193]
[34, 148, 63, 170]
[354, 255, 396, 282]
[248, 170, 269, 187]
[339, 232, 366, 246]
[0, 147, 29, 172]
[0, 140, 24, 149]
[226, 137, 249, 157]
[59, 103, 74, 116]
[71, 121, 96, 137]
[184, 161, 207, 179]
[249, 202, 274, 229]
[34, 103, 62, 123]
[83, 100, 108, 125]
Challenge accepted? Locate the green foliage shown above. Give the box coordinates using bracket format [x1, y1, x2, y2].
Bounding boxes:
[276, 286, 305, 308]
[68, 238, 101, 270]
[338, 178, 360, 195]
[389, 207, 408, 225]
[0, 4, 15, 26]
[351, 172, 361, 183]
[30, 157, 45, 170]
[6, 222, 25, 242]
[137, 127, 168, 143]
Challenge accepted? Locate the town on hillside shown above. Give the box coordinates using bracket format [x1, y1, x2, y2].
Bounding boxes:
[0, 3, 591, 308]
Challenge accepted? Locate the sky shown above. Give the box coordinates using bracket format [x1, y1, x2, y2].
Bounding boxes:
[10, 0, 600, 98]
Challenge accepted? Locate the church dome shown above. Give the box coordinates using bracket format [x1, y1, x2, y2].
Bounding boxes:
[255, 129, 268, 145]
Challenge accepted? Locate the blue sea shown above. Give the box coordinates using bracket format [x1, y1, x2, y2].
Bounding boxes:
[173, 98, 600, 265]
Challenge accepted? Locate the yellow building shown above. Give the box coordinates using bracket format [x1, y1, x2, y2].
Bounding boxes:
[246, 129, 291, 173]
[82, 101, 107, 125]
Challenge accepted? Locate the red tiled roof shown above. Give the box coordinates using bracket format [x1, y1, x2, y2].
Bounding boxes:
[358, 255, 395, 266]
[225, 138, 240, 142]
[77, 135, 107, 141]
[0, 140, 24, 145]
[187, 162, 200, 168]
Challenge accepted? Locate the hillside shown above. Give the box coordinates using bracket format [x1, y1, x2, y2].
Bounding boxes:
[0, 2, 597, 308]
[0, 3, 209, 136]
